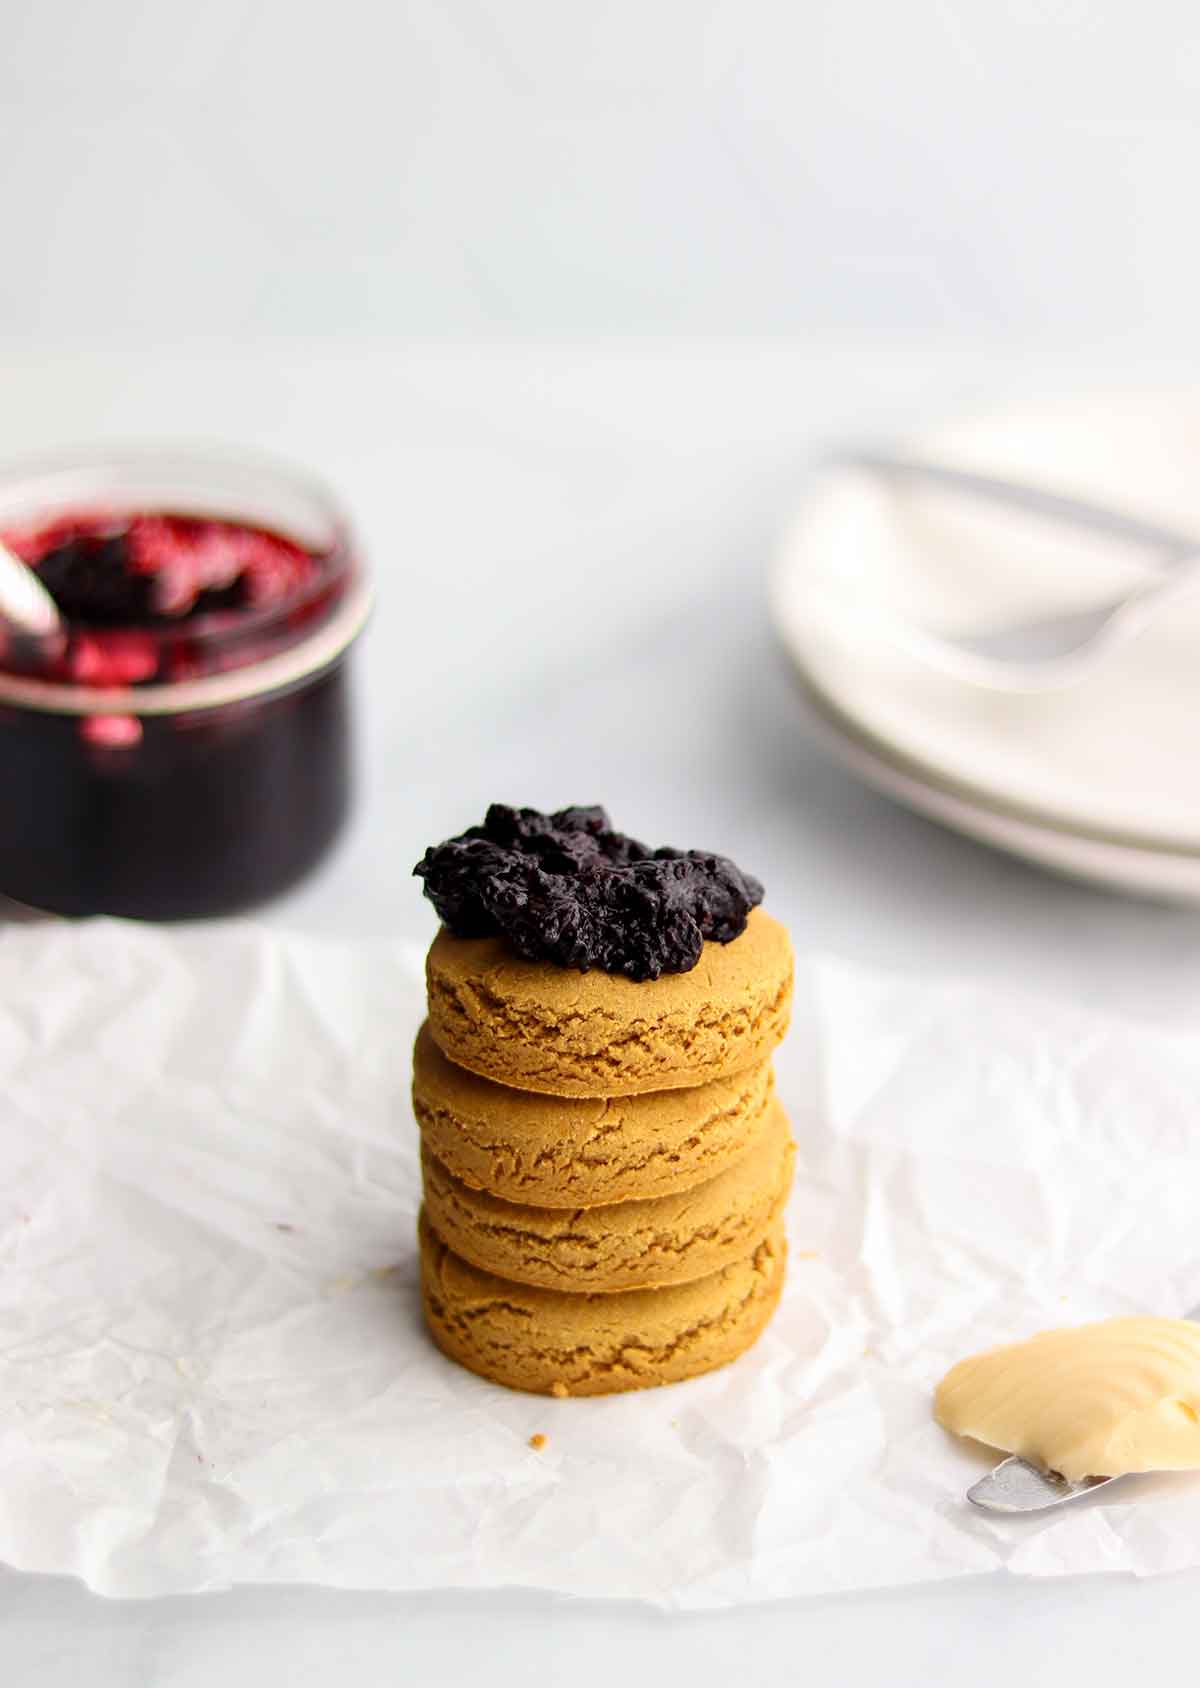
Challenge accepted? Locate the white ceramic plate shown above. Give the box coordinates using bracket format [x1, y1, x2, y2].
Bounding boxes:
[771, 392, 1200, 896]
[788, 673, 1200, 902]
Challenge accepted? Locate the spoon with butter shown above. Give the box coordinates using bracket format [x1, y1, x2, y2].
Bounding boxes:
[934, 1309, 1200, 1513]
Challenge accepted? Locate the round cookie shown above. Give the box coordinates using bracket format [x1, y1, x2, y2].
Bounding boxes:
[419, 1209, 787, 1397]
[421, 1098, 795, 1293]
[412, 1022, 777, 1207]
[424, 906, 793, 1098]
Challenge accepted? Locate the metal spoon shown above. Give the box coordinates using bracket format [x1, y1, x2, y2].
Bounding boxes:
[967, 1302, 1200, 1513]
[825, 452, 1200, 694]
[0, 538, 61, 640]
[967, 1455, 1116, 1513]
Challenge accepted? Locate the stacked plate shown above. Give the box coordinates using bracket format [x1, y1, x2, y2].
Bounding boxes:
[771, 393, 1200, 901]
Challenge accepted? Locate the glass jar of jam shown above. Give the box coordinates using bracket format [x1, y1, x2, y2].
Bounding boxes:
[0, 446, 370, 920]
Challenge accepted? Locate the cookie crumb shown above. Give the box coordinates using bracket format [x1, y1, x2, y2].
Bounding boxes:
[529, 1433, 547, 1451]
[550, 1381, 569, 1399]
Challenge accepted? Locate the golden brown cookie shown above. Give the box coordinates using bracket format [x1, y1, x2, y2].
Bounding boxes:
[420, 1098, 794, 1293]
[412, 1022, 777, 1207]
[424, 907, 793, 1098]
[419, 1208, 787, 1396]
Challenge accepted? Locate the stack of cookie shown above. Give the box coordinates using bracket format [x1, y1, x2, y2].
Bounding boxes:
[413, 904, 796, 1398]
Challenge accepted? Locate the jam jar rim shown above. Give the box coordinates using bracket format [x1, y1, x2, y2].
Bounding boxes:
[0, 577, 372, 716]
[0, 442, 371, 717]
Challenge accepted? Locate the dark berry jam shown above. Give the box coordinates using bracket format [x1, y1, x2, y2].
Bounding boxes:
[415, 804, 764, 981]
[0, 453, 367, 921]
[3, 509, 325, 683]
[0, 670, 351, 919]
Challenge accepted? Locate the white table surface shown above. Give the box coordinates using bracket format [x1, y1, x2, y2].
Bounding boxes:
[5, 339, 1200, 1685]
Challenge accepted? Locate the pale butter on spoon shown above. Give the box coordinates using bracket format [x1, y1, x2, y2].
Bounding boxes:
[936, 1314, 1200, 1512]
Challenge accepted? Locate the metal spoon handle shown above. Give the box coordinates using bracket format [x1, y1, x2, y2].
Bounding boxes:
[967, 1455, 1114, 1513]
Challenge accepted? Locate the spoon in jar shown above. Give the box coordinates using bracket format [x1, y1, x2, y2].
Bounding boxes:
[0, 537, 63, 648]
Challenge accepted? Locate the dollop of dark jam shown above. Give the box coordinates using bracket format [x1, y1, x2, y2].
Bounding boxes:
[414, 804, 764, 981]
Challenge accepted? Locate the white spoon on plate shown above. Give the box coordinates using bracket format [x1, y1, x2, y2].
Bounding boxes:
[827, 452, 1200, 694]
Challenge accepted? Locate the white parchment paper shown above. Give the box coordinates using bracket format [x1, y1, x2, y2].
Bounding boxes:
[3, 919, 1200, 1605]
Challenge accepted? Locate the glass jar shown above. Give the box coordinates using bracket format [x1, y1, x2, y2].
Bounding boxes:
[0, 446, 371, 919]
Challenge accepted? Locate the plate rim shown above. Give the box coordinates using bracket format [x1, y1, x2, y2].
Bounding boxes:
[779, 639, 1200, 901]
[779, 638, 1200, 860]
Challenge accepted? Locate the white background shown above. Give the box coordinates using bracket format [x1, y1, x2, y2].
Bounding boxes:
[5, 0, 1200, 350]
[6, 3, 1200, 1684]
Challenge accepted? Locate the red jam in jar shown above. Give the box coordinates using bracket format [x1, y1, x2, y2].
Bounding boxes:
[0, 448, 370, 920]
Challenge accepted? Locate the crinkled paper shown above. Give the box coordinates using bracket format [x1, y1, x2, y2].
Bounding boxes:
[2, 920, 1199, 1604]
